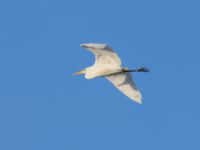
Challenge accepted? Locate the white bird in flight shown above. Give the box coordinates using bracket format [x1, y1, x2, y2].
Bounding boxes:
[74, 43, 149, 104]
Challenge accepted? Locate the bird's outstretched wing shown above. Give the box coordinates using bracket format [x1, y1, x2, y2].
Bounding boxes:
[106, 72, 142, 104]
[80, 43, 121, 68]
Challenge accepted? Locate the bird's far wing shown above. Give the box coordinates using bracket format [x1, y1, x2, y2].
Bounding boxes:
[106, 72, 142, 104]
[80, 43, 122, 68]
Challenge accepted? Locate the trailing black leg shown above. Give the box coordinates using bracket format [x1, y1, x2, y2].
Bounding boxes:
[127, 67, 150, 72]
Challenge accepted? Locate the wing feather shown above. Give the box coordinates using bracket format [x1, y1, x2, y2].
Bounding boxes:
[80, 43, 121, 68]
[106, 72, 142, 104]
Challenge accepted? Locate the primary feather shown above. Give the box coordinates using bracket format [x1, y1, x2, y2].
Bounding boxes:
[106, 72, 142, 104]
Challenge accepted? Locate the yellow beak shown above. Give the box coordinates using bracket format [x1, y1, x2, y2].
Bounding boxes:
[73, 69, 86, 75]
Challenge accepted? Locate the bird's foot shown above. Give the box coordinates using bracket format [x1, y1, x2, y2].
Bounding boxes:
[136, 67, 150, 72]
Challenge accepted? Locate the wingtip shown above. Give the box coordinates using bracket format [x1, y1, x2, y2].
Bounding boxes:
[134, 97, 142, 104]
[80, 43, 108, 49]
[133, 93, 143, 104]
[137, 100, 143, 104]
[80, 44, 88, 48]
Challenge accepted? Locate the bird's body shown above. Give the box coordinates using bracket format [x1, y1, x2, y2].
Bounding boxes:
[74, 43, 149, 104]
[84, 66, 123, 79]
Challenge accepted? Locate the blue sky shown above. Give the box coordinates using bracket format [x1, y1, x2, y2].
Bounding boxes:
[0, 0, 200, 149]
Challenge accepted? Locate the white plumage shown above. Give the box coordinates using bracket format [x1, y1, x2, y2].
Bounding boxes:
[74, 43, 148, 104]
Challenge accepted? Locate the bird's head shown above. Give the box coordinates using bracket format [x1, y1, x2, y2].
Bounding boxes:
[73, 67, 95, 79]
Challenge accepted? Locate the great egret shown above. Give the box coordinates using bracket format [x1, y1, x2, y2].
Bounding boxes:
[74, 43, 149, 104]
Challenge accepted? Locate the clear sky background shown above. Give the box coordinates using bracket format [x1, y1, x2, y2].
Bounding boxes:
[0, 0, 200, 150]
